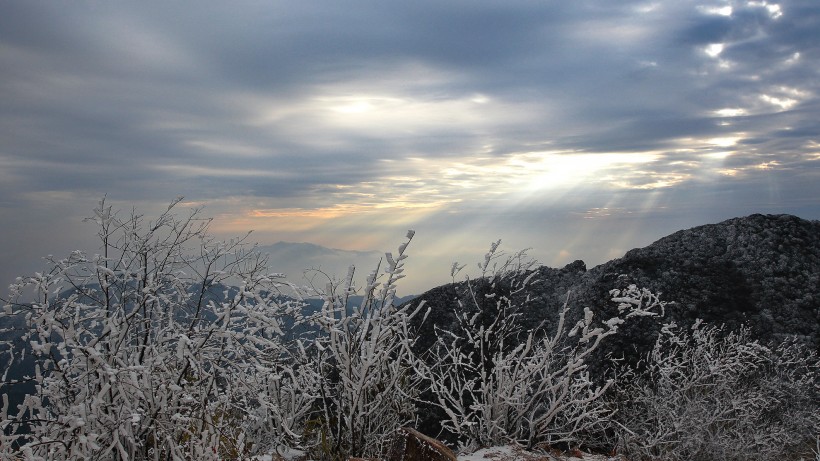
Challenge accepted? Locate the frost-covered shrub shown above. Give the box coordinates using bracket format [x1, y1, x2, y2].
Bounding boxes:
[611, 321, 820, 461]
[0, 199, 302, 460]
[417, 243, 665, 451]
[292, 231, 427, 461]
[11, 200, 815, 461]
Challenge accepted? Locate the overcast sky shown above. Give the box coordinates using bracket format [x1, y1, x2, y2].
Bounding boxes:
[2, 0, 819, 295]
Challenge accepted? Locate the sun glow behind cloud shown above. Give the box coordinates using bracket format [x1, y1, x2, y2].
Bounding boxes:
[234, 59, 544, 139]
[220, 150, 691, 240]
[318, 93, 484, 130]
[507, 152, 662, 193]
[208, 127, 788, 246]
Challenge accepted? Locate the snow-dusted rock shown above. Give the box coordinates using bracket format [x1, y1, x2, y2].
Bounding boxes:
[457, 445, 621, 461]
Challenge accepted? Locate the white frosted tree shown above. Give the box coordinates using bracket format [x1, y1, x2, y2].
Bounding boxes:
[292, 231, 427, 460]
[611, 321, 820, 461]
[418, 243, 665, 451]
[0, 199, 303, 460]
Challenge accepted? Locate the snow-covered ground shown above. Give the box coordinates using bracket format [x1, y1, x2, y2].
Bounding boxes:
[254, 445, 620, 461]
[253, 447, 304, 461]
[459, 445, 618, 461]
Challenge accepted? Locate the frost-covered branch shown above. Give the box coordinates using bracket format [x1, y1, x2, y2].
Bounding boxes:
[0, 199, 302, 460]
[610, 322, 820, 461]
[418, 244, 664, 451]
[293, 230, 426, 460]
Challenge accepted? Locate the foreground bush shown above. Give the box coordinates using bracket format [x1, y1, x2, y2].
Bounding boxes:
[610, 321, 820, 461]
[1, 201, 817, 460]
[292, 231, 428, 460]
[416, 245, 665, 451]
[0, 199, 300, 459]
[0, 202, 429, 461]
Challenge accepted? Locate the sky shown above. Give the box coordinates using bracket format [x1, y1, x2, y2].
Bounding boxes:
[1, 0, 819, 295]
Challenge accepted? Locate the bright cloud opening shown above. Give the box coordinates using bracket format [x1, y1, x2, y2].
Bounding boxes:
[508, 152, 660, 192]
[705, 43, 725, 58]
[758, 87, 808, 111]
[708, 137, 741, 147]
[713, 108, 747, 117]
[748, 1, 783, 19]
[699, 5, 733, 16]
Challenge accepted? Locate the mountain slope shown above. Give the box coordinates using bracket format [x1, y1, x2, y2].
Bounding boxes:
[410, 213, 820, 353]
[589, 214, 820, 344]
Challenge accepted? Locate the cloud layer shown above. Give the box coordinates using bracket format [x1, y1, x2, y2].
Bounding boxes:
[1, 0, 819, 293]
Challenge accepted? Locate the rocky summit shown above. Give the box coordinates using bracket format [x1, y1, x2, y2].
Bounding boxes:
[408, 213, 820, 355]
[406, 214, 820, 440]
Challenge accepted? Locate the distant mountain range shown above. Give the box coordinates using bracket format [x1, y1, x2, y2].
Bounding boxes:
[257, 241, 384, 286]
[408, 214, 820, 356]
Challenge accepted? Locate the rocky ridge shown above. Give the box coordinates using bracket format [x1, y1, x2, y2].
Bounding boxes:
[408, 213, 820, 358]
[404, 213, 820, 445]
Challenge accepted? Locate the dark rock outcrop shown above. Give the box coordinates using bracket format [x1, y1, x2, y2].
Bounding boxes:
[587, 213, 820, 347]
[409, 213, 820, 353]
[405, 213, 820, 441]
